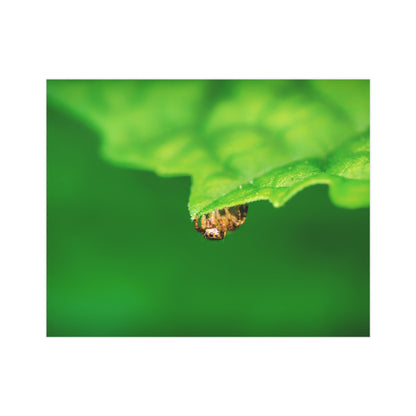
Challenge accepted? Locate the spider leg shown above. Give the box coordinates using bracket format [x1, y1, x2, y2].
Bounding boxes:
[194, 214, 202, 233]
[215, 208, 227, 232]
[224, 206, 239, 230]
[209, 211, 216, 228]
[239, 204, 248, 225]
[194, 214, 206, 234]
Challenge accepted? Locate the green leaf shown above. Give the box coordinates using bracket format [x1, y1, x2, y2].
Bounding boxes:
[47, 80, 369, 217]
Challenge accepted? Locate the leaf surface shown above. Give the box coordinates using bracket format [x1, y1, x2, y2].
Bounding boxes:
[48, 80, 369, 216]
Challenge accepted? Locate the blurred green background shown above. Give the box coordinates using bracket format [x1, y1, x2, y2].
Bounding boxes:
[47, 103, 369, 337]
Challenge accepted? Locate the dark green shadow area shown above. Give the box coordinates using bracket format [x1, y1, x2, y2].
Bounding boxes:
[47, 105, 369, 336]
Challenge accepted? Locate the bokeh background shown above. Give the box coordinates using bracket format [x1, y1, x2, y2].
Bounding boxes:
[47, 100, 369, 337]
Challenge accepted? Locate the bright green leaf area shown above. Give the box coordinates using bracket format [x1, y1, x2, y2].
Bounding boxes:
[47, 80, 369, 217]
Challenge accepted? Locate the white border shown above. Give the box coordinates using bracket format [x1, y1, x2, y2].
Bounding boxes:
[2, 1, 416, 415]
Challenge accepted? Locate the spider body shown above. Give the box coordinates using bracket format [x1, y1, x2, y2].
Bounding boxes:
[194, 204, 248, 240]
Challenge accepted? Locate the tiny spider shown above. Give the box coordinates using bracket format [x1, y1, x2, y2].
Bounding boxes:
[193, 204, 248, 240]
